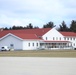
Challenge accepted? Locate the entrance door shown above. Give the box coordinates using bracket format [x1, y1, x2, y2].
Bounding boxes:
[10, 44, 14, 50]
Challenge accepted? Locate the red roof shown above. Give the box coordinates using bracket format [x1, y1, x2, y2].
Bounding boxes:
[60, 32, 76, 36]
[0, 28, 51, 39]
[0, 28, 76, 40]
[12, 33, 41, 39]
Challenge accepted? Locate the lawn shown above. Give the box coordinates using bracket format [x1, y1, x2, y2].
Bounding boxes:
[0, 50, 76, 57]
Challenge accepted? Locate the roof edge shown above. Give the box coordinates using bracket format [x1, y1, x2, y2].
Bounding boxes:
[0, 33, 23, 41]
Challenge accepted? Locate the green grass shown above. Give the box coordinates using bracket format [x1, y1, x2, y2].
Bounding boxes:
[0, 50, 76, 57]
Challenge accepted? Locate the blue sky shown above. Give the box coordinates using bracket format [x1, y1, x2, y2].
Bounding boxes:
[0, 0, 76, 28]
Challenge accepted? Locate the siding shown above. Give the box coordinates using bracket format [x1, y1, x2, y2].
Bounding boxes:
[0, 35, 23, 50]
[23, 40, 40, 50]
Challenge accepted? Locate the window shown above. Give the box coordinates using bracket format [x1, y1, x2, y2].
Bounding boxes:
[28, 43, 30, 46]
[73, 37, 75, 40]
[60, 37, 61, 40]
[33, 43, 34, 46]
[10, 44, 14, 47]
[10, 44, 14, 49]
[71, 43, 72, 46]
[53, 37, 54, 40]
[74, 43, 75, 46]
[70, 37, 72, 40]
[37, 43, 38, 46]
[63, 43, 66, 45]
[46, 37, 47, 40]
[64, 37, 66, 40]
[67, 38, 69, 40]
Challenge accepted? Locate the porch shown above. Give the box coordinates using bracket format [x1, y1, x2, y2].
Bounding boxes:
[40, 41, 73, 50]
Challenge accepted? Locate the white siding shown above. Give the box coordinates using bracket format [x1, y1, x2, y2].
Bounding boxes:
[42, 28, 64, 41]
[0, 35, 23, 50]
[23, 40, 40, 50]
[64, 36, 76, 48]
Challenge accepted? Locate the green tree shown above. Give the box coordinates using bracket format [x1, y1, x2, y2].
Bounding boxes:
[11, 25, 24, 30]
[43, 21, 55, 28]
[34, 26, 39, 29]
[9, 27, 12, 30]
[12, 25, 16, 30]
[4, 27, 8, 30]
[70, 20, 76, 32]
[27, 23, 33, 29]
[59, 21, 69, 31]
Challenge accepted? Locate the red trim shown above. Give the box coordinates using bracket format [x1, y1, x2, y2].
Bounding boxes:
[44, 40, 70, 42]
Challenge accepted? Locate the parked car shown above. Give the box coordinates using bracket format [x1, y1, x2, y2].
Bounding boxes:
[1, 46, 10, 51]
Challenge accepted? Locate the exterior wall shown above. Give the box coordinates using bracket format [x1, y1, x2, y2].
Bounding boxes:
[0, 35, 23, 50]
[42, 28, 76, 49]
[42, 28, 64, 41]
[23, 40, 41, 50]
[64, 36, 76, 48]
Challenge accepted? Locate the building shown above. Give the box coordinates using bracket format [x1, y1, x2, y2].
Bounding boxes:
[0, 28, 76, 50]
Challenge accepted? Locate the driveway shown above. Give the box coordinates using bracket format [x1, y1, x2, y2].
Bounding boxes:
[0, 57, 76, 75]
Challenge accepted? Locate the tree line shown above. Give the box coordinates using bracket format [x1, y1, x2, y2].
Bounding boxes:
[3, 20, 76, 32]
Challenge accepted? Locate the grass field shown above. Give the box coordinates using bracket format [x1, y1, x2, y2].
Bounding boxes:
[0, 50, 76, 57]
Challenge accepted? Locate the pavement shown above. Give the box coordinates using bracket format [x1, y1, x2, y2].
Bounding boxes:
[0, 57, 76, 75]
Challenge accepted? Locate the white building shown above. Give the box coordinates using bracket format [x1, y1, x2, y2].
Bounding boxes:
[0, 28, 76, 50]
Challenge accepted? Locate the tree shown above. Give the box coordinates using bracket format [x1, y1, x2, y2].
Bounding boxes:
[11, 25, 25, 30]
[43, 21, 55, 28]
[12, 25, 16, 30]
[4, 27, 8, 30]
[70, 20, 76, 32]
[9, 27, 12, 30]
[34, 26, 39, 29]
[26, 23, 33, 29]
[58, 21, 69, 31]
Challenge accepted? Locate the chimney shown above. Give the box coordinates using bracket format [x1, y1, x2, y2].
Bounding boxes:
[0, 28, 3, 31]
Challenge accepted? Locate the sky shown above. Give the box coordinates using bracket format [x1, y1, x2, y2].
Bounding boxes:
[0, 0, 76, 28]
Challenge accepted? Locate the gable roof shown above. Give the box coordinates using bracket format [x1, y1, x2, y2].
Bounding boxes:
[0, 28, 76, 40]
[0, 28, 51, 39]
[60, 32, 76, 36]
[0, 33, 23, 41]
[12, 33, 41, 39]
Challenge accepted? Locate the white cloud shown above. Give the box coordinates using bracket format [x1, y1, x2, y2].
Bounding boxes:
[0, 0, 76, 28]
